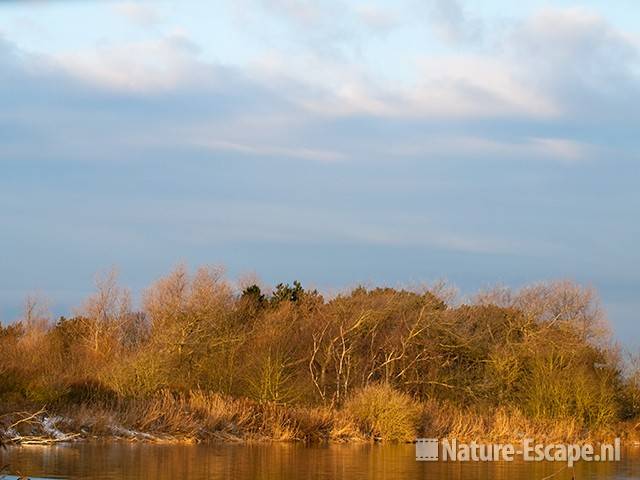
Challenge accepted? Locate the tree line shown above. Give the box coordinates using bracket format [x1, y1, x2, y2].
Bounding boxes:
[1, 265, 639, 437]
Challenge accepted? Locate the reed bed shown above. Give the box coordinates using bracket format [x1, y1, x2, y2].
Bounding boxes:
[2, 386, 637, 445]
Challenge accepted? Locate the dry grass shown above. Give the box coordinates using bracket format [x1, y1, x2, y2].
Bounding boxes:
[2, 390, 638, 445]
[342, 384, 421, 442]
[422, 399, 624, 444]
[49, 390, 354, 443]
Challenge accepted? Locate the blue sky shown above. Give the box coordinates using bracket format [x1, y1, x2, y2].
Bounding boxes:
[1, 1, 639, 346]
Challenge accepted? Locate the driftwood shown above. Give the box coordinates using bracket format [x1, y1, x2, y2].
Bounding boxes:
[5, 433, 81, 445]
[1, 407, 79, 445]
[6, 407, 47, 431]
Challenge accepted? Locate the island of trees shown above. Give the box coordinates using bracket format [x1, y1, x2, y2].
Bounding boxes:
[1, 265, 639, 444]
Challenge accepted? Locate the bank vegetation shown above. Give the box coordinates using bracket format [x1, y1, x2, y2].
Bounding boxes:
[1, 266, 639, 444]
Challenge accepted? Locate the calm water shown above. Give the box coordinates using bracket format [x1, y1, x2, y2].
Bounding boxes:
[2, 443, 640, 480]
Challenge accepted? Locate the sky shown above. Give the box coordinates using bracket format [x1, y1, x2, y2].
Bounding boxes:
[0, 0, 639, 346]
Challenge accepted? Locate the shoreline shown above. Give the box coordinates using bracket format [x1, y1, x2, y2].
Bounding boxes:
[4, 435, 640, 448]
[3, 279, 639, 455]
[3, 393, 639, 448]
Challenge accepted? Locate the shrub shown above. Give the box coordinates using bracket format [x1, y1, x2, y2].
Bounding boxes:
[343, 384, 420, 442]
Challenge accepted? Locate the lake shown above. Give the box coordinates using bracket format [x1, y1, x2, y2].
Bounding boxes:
[2, 443, 640, 479]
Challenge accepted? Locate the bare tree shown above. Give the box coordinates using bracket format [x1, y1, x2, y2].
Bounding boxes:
[77, 268, 132, 356]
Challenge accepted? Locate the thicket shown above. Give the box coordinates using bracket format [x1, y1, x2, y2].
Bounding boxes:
[1, 266, 638, 442]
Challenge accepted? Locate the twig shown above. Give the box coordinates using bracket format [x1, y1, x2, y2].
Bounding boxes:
[8, 433, 80, 445]
[8, 407, 47, 430]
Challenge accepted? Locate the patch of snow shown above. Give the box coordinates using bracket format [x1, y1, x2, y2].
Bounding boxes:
[41, 416, 67, 440]
[111, 425, 156, 440]
[1, 426, 20, 441]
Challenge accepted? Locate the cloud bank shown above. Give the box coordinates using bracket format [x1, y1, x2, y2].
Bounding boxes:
[1, 1, 639, 345]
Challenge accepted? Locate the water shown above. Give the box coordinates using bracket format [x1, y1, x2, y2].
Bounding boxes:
[2, 443, 640, 480]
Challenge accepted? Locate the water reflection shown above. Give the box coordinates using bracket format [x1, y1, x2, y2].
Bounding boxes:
[1, 443, 639, 480]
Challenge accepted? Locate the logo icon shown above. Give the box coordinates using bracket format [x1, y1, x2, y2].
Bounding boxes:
[416, 438, 439, 461]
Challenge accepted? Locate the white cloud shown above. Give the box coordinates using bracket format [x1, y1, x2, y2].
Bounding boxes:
[385, 135, 591, 163]
[509, 7, 639, 92]
[270, 53, 559, 119]
[37, 4, 637, 126]
[2, 4, 636, 170]
[51, 33, 202, 92]
[354, 5, 399, 34]
[426, 0, 482, 45]
[409, 54, 559, 118]
[259, 0, 324, 27]
[113, 2, 162, 28]
[190, 138, 347, 163]
[528, 138, 587, 163]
